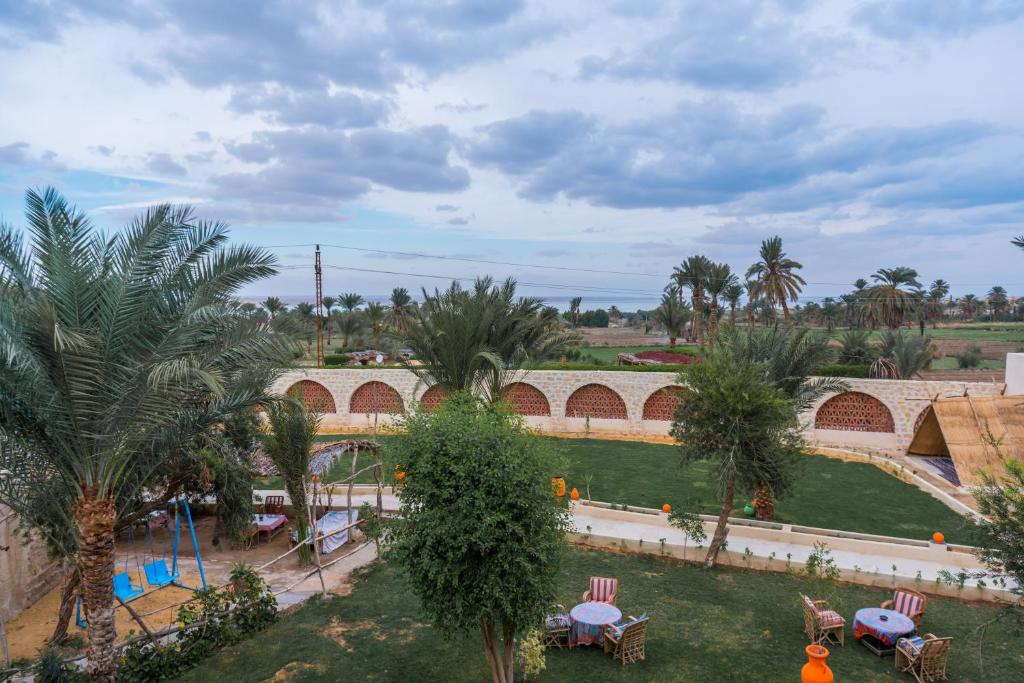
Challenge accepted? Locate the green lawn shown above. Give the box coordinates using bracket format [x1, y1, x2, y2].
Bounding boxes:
[258, 436, 974, 543]
[178, 548, 1021, 682]
[928, 357, 1005, 371]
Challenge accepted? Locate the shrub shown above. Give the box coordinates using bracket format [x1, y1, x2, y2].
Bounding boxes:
[954, 345, 983, 369]
[815, 364, 871, 378]
[324, 354, 351, 366]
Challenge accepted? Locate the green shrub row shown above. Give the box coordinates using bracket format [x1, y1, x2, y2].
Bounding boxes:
[815, 364, 871, 378]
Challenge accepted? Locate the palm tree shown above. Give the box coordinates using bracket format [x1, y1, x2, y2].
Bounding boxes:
[837, 329, 875, 365]
[389, 287, 414, 331]
[852, 278, 869, 328]
[959, 294, 979, 321]
[336, 310, 365, 349]
[261, 400, 319, 565]
[821, 297, 841, 332]
[295, 301, 316, 353]
[364, 301, 387, 347]
[263, 296, 286, 319]
[568, 296, 583, 328]
[653, 287, 692, 347]
[878, 330, 935, 379]
[703, 262, 737, 349]
[401, 277, 575, 402]
[0, 189, 292, 680]
[673, 255, 711, 348]
[321, 295, 337, 346]
[927, 279, 950, 328]
[868, 267, 922, 329]
[745, 236, 805, 326]
[339, 292, 364, 313]
[988, 286, 1008, 320]
[722, 282, 744, 326]
[744, 279, 762, 329]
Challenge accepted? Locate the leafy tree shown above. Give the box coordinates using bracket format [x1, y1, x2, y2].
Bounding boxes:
[671, 350, 805, 566]
[262, 296, 286, 318]
[401, 277, 574, 402]
[578, 309, 610, 327]
[970, 459, 1024, 604]
[321, 295, 337, 345]
[746, 236, 805, 326]
[339, 292, 364, 313]
[260, 399, 319, 565]
[868, 267, 922, 328]
[0, 188, 292, 680]
[673, 255, 711, 348]
[653, 287, 692, 347]
[388, 393, 570, 683]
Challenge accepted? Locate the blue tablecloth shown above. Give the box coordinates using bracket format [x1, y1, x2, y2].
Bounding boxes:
[570, 602, 622, 647]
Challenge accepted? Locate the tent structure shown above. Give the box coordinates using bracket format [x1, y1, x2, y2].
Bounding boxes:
[907, 395, 1024, 487]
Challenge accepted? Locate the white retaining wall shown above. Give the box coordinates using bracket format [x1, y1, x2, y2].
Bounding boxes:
[270, 369, 1003, 453]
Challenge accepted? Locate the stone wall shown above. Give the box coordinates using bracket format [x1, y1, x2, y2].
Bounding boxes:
[1, 505, 61, 622]
[270, 369, 1004, 453]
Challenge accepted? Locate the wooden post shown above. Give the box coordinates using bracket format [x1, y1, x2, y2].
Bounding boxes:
[346, 446, 358, 544]
[309, 475, 327, 596]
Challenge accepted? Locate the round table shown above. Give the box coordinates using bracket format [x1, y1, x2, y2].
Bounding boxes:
[853, 608, 915, 655]
[570, 602, 622, 647]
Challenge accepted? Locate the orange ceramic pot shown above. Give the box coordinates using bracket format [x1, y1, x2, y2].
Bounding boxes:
[801, 645, 833, 683]
[551, 476, 566, 498]
[570, 487, 580, 501]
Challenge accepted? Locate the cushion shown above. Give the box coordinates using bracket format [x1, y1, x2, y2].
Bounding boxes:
[545, 613, 570, 630]
[898, 636, 927, 658]
[589, 577, 617, 602]
[801, 595, 819, 614]
[893, 591, 922, 617]
[817, 610, 845, 628]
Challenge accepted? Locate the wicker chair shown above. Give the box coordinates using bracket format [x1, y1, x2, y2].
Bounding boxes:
[542, 604, 571, 649]
[895, 634, 952, 682]
[604, 615, 649, 666]
[582, 576, 618, 605]
[264, 495, 285, 515]
[800, 594, 845, 647]
[882, 588, 927, 627]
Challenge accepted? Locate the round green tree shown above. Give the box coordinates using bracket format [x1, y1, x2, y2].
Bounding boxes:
[387, 393, 570, 683]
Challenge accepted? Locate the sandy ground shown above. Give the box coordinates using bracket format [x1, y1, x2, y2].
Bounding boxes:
[578, 327, 667, 346]
[5, 514, 376, 664]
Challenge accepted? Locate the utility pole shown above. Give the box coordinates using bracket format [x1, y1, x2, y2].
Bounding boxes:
[315, 244, 324, 368]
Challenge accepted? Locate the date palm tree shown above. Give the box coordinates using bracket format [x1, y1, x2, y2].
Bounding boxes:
[568, 296, 583, 328]
[959, 293, 979, 321]
[722, 282, 745, 326]
[364, 301, 387, 347]
[653, 287, 692, 347]
[988, 286, 1008, 320]
[744, 279, 762, 329]
[703, 262, 738, 349]
[0, 188, 292, 680]
[927, 279, 950, 328]
[868, 267, 921, 329]
[262, 296, 286, 319]
[295, 301, 316, 353]
[388, 287, 414, 331]
[321, 295, 337, 346]
[339, 292, 364, 313]
[673, 255, 711, 348]
[745, 236, 805, 326]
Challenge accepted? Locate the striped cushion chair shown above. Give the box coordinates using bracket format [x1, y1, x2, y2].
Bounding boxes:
[801, 594, 845, 647]
[583, 577, 618, 605]
[883, 588, 927, 626]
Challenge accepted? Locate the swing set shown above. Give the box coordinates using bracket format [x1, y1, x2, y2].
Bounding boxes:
[76, 499, 206, 628]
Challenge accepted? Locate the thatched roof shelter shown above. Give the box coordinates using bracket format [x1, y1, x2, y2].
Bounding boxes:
[907, 395, 1024, 486]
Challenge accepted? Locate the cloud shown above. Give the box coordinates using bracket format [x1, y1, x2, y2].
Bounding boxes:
[697, 221, 821, 245]
[435, 204, 460, 211]
[184, 151, 215, 164]
[193, 131, 212, 143]
[466, 109, 595, 174]
[145, 153, 187, 177]
[0, 142, 31, 165]
[0, 141, 64, 170]
[579, 1, 838, 91]
[228, 86, 392, 128]
[436, 100, 488, 114]
[447, 216, 470, 225]
[90, 144, 115, 157]
[854, 0, 1024, 40]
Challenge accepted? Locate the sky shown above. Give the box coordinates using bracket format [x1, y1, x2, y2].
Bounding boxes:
[1, 0, 1023, 309]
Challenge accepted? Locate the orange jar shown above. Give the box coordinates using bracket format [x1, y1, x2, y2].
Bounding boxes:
[801, 645, 833, 683]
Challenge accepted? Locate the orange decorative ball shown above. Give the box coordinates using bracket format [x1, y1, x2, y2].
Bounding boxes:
[662, 504, 672, 513]
[570, 487, 580, 501]
[395, 471, 405, 481]
[932, 532, 945, 544]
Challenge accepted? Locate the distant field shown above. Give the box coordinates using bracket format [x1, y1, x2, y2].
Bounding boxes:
[574, 344, 699, 363]
[929, 357, 1005, 371]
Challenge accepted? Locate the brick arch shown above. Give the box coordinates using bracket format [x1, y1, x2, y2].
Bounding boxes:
[350, 381, 405, 415]
[814, 391, 895, 433]
[565, 383, 628, 420]
[912, 406, 930, 434]
[642, 386, 684, 421]
[501, 382, 551, 416]
[420, 385, 449, 413]
[286, 380, 336, 413]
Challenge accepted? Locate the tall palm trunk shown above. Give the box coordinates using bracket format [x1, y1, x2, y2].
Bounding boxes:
[48, 566, 80, 647]
[746, 304, 754, 330]
[284, 479, 312, 565]
[781, 298, 792, 326]
[74, 488, 117, 682]
[692, 288, 704, 350]
[707, 299, 718, 351]
[730, 303, 737, 326]
[704, 473, 734, 568]
[754, 483, 775, 521]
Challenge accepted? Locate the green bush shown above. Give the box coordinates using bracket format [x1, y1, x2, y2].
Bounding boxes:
[815, 364, 871, 378]
[324, 354, 351, 366]
[118, 565, 277, 681]
[954, 346, 983, 369]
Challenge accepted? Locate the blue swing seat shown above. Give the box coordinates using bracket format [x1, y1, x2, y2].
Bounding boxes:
[143, 559, 180, 588]
[113, 572, 145, 602]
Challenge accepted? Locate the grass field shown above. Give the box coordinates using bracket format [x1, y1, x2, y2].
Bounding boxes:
[178, 548, 1021, 682]
[928, 357, 1005, 370]
[259, 436, 974, 542]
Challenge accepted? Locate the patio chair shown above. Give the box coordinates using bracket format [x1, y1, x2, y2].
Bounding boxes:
[542, 604, 571, 649]
[800, 594, 845, 647]
[264, 495, 285, 515]
[883, 588, 927, 627]
[604, 615, 649, 666]
[895, 634, 952, 683]
[582, 576, 618, 604]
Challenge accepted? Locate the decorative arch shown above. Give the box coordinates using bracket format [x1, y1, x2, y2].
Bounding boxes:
[912, 406, 930, 434]
[349, 381, 405, 415]
[642, 386, 684, 421]
[501, 382, 551, 416]
[565, 384, 628, 420]
[814, 391, 895, 433]
[286, 380, 336, 413]
[420, 385, 449, 413]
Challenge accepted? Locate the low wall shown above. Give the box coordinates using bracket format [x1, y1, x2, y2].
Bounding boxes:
[270, 369, 1003, 454]
[1, 506, 61, 622]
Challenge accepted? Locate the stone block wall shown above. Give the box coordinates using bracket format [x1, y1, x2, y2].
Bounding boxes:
[1, 505, 61, 622]
[271, 369, 1003, 453]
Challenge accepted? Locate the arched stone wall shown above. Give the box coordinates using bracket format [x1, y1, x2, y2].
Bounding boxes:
[815, 391, 895, 433]
[642, 386, 684, 421]
[420, 385, 448, 413]
[565, 383, 628, 420]
[501, 382, 551, 416]
[286, 379, 337, 413]
[350, 381, 405, 415]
